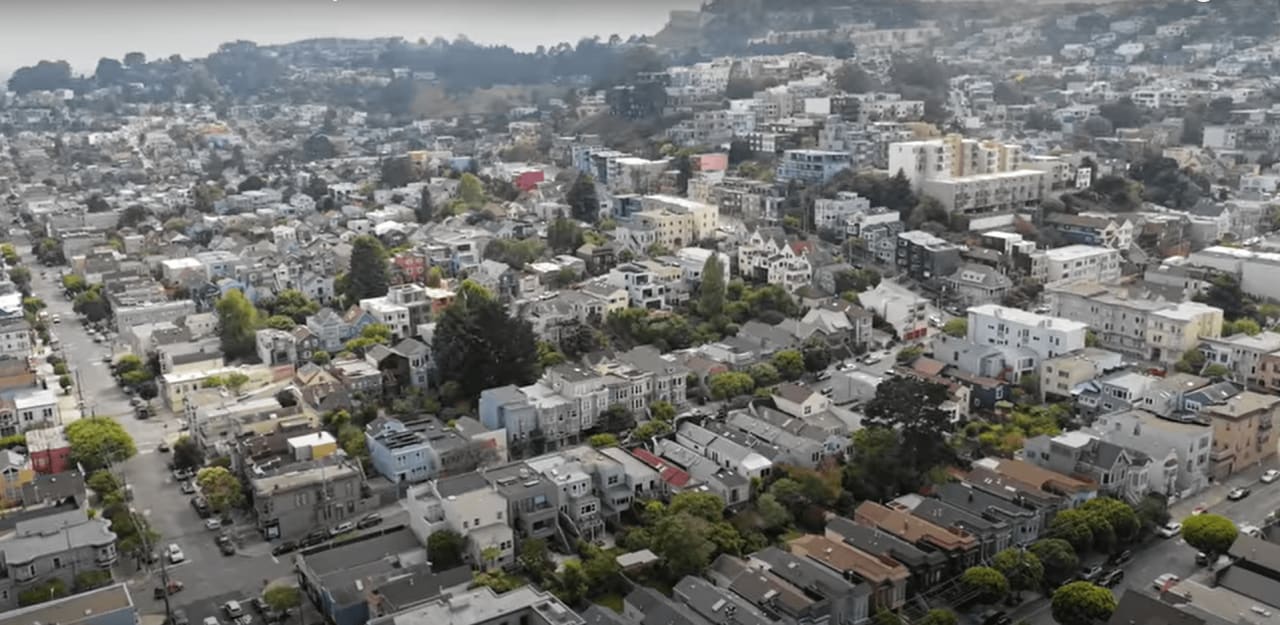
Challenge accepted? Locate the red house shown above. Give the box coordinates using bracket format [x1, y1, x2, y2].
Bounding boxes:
[512, 168, 545, 192]
[26, 425, 71, 475]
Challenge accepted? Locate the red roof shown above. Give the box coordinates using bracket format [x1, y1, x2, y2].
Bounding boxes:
[630, 448, 692, 488]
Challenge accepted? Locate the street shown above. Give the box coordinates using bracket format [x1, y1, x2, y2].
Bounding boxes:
[10, 239, 423, 622]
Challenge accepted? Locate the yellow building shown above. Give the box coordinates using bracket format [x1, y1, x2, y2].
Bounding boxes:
[0, 450, 35, 506]
[1204, 391, 1278, 480]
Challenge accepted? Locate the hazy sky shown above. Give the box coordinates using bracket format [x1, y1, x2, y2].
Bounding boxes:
[0, 0, 702, 79]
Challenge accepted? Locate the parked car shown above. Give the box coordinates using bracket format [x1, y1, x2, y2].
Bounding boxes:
[216, 534, 236, 556]
[204, 518, 222, 531]
[1107, 550, 1133, 566]
[1264, 470, 1280, 484]
[180, 481, 196, 495]
[980, 610, 1012, 625]
[165, 609, 190, 625]
[191, 497, 210, 518]
[302, 528, 328, 547]
[1229, 487, 1252, 501]
[1158, 522, 1182, 538]
[203, 618, 220, 625]
[271, 540, 298, 556]
[329, 521, 354, 536]
[1100, 569, 1125, 588]
[1153, 573, 1180, 591]
[1079, 565, 1103, 582]
[1196, 551, 1210, 565]
[153, 580, 185, 599]
[224, 601, 245, 618]
[167, 543, 185, 564]
[356, 513, 383, 529]
[157, 440, 171, 453]
[862, 352, 883, 365]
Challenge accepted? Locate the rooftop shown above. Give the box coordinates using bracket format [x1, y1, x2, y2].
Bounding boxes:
[0, 582, 133, 625]
[370, 585, 582, 625]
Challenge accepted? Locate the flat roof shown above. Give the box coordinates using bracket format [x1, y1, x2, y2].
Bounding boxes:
[0, 582, 132, 625]
[1043, 244, 1115, 261]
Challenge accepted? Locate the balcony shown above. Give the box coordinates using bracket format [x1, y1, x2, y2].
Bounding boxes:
[96, 548, 119, 567]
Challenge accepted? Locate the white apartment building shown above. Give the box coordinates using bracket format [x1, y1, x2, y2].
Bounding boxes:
[967, 304, 1088, 362]
[888, 135, 1047, 216]
[812, 192, 901, 240]
[1186, 246, 1280, 303]
[1091, 409, 1211, 496]
[1043, 245, 1122, 287]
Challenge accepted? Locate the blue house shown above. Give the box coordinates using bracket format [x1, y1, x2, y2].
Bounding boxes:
[365, 417, 435, 484]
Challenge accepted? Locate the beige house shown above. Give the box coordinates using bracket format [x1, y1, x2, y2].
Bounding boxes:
[1039, 348, 1124, 402]
[1203, 391, 1278, 479]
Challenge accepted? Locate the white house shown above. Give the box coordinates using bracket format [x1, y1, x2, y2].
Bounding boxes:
[967, 304, 1087, 361]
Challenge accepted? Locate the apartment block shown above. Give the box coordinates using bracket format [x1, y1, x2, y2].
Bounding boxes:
[1202, 391, 1278, 480]
[967, 304, 1087, 362]
[1042, 245, 1121, 286]
[250, 457, 375, 541]
[776, 149, 852, 184]
[895, 230, 961, 281]
[1045, 281, 1223, 364]
[888, 135, 1045, 215]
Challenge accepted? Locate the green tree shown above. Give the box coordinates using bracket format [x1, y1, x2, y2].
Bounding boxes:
[589, 433, 619, 448]
[1174, 348, 1207, 374]
[263, 584, 302, 613]
[345, 235, 391, 304]
[265, 315, 296, 330]
[771, 349, 805, 380]
[459, 173, 486, 209]
[567, 173, 600, 223]
[196, 466, 244, 513]
[992, 548, 1043, 597]
[268, 289, 320, 322]
[216, 289, 259, 359]
[650, 400, 676, 422]
[652, 512, 717, 578]
[874, 610, 904, 625]
[171, 436, 204, 472]
[547, 217, 584, 253]
[633, 420, 673, 439]
[863, 377, 955, 486]
[425, 266, 445, 288]
[432, 281, 540, 401]
[416, 186, 434, 223]
[962, 566, 1009, 604]
[942, 318, 967, 338]
[842, 427, 911, 502]
[61, 274, 87, 294]
[65, 417, 136, 470]
[427, 529, 467, 569]
[709, 371, 755, 399]
[1081, 498, 1141, 545]
[755, 492, 792, 530]
[917, 609, 959, 625]
[555, 559, 589, 606]
[517, 538, 554, 583]
[698, 254, 726, 318]
[1048, 508, 1095, 553]
[18, 579, 68, 606]
[747, 362, 780, 387]
[1182, 514, 1238, 556]
[1029, 538, 1080, 586]
[1051, 582, 1117, 625]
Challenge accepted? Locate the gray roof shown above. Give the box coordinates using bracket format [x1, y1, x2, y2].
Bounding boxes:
[935, 483, 1036, 523]
[3, 511, 115, 565]
[675, 575, 773, 625]
[1217, 565, 1280, 607]
[434, 472, 491, 498]
[1105, 590, 1208, 625]
[907, 497, 1004, 534]
[301, 527, 423, 576]
[481, 462, 551, 497]
[580, 605, 630, 625]
[1228, 533, 1280, 573]
[375, 564, 472, 611]
[618, 345, 690, 377]
[751, 546, 867, 600]
[826, 516, 944, 568]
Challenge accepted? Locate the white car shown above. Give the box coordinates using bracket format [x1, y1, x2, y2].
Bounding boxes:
[1157, 522, 1182, 538]
[167, 543, 185, 564]
[223, 600, 244, 618]
[1263, 470, 1280, 484]
[1153, 573, 1180, 591]
[180, 481, 196, 495]
[204, 518, 221, 531]
[329, 521, 354, 536]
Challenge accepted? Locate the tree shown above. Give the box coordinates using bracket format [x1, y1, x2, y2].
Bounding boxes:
[771, 349, 805, 381]
[1051, 582, 1117, 625]
[961, 566, 1009, 604]
[265, 315, 296, 330]
[268, 289, 319, 323]
[942, 318, 967, 338]
[651, 512, 717, 578]
[1099, 97, 1144, 129]
[1182, 514, 1238, 556]
[632, 420, 673, 439]
[842, 427, 912, 501]
[425, 266, 445, 288]
[747, 362, 780, 387]
[237, 175, 266, 193]
[1029, 538, 1080, 586]
[433, 282, 540, 401]
[94, 57, 125, 84]
[380, 157, 415, 188]
[589, 433, 619, 448]
[1081, 498, 1141, 545]
[556, 559, 589, 606]
[427, 529, 466, 569]
[566, 173, 600, 223]
[196, 466, 244, 513]
[518, 538, 555, 583]
[18, 578, 68, 606]
[85, 194, 111, 213]
[262, 584, 302, 614]
[992, 548, 1044, 597]
[863, 377, 956, 486]
[547, 217, 583, 253]
[709, 371, 755, 400]
[917, 609, 959, 625]
[345, 235, 391, 303]
[216, 289, 259, 360]
[118, 204, 148, 229]
[416, 185, 435, 223]
[1174, 348, 1207, 374]
[834, 63, 876, 93]
[650, 400, 676, 422]
[1224, 318, 1262, 336]
[1048, 508, 1095, 553]
[65, 417, 136, 470]
[172, 436, 205, 473]
[459, 173, 486, 209]
[698, 254, 726, 319]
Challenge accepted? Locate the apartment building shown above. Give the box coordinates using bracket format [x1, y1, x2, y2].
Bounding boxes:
[368, 586, 582, 625]
[813, 192, 900, 241]
[776, 149, 852, 184]
[364, 417, 501, 485]
[790, 534, 910, 612]
[0, 318, 31, 360]
[888, 135, 1045, 216]
[1043, 213, 1135, 250]
[1090, 409, 1211, 496]
[0, 508, 117, 610]
[1045, 281, 1223, 364]
[1039, 348, 1125, 402]
[1200, 332, 1280, 388]
[405, 473, 515, 569]
[967, 304, 1087, 362]
[1042, 245, 1121, 286]
[250, 457, 375, 541]
[896, 230, 961, 281]
[1202, 391, 1278, 480]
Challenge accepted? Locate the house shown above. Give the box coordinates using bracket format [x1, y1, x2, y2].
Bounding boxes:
[772, 383, 831, 419]
[799, 300, 874, 353]
[478, 462, 560, 545]
[747, 547, 871, 625]
[656, 439, 750, 508]
[790, 534, 910, 612]
[1090, 408, 1211, 497]
[0, 508, 117, 610]
[294, 528, 445, 625]
[891, 494, 1013, 560]
[404, 474, 515, 569]
[0, 318, 31, 360]
[896, 230, 961, 281]
[825, 515, 948, 597]
[934, 481, 1041, 547]
[524, 453, 606, 543]
[853, 501, 980, 573]
[942, 264, 1012, 307]
[256, 328, 298, 366]
[0, 450, 34, 506]
[859, 282, 928, 341]
[1039, 348, 1125, 402]
[366, 338, 431, 391]
[364, 417, 502, 485]
[676, 422, 773, 480]
[1043, 213, 1134, 249]
[972, 457, 1098, 507]
[250, 457, 375, 541]
[24, 426, 70, 475]
[367, 586, 582, 625]
[1021, 431, 1152, 503]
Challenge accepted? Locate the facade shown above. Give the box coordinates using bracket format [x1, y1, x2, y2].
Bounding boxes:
[1021, 431, 1151, 503]
[250, 459, 374, 540]
[895, 230, 961, 281]
[405, 474, 515, 569]
[1046, 281, 1222, 363]
[1042, 245, 1121, 286]
[0, 318, 31, 360]
[1202, 391, 1278, 480]
[776, 149, 851, 184]
[888, 136, 1045, 215]
[1043, 213, 1134, 250]
[25, 425, 71, 475]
